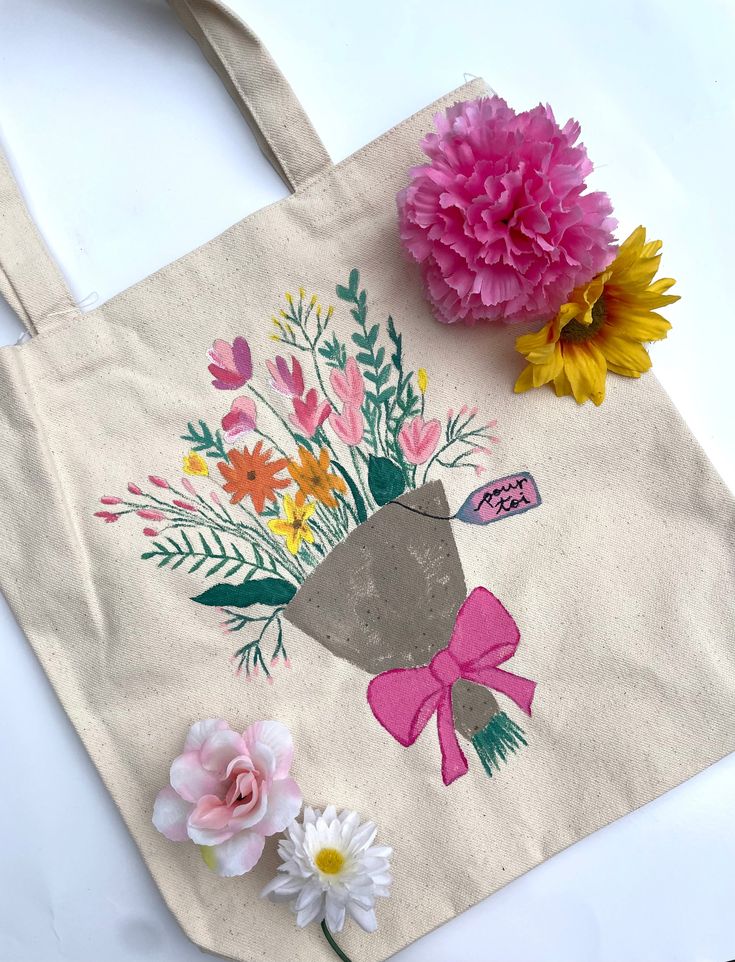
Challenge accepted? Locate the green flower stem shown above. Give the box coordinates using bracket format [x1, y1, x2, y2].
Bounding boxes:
[313, 502, 344, 545]
[320, 922, 353, 962]
[233, 607, 284, 674]
[232, 506, 304, 578]
[248, 384, 300, 445]
[350, 446, 376, 511]
[166, 518, 299, 582]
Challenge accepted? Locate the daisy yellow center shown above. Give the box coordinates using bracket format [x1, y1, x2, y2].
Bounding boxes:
[315, 847, 345, 875]
[560, 295, 607, 343]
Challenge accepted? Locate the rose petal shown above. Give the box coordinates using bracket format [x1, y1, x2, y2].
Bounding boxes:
[254, 777, 303, 836]
[184, 719, 229, 752]
[248, 741, 277, 781]
[200, 729, 247, 775]
[243, 720, 294, 779]
[186, 821, 235, 846]
[152, 786, 193, 841]
[169, 751, 222, 803]
[204, 830, 265, 877]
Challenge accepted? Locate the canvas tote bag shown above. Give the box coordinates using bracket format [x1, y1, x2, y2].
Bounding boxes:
[1, 1, 734, 959]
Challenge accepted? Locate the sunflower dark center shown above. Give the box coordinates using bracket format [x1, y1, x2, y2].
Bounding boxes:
[246, 470, 257, 481]
[560, 295, 607, 343]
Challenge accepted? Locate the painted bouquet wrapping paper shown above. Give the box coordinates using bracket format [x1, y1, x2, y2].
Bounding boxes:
[97, 270, 541, 785]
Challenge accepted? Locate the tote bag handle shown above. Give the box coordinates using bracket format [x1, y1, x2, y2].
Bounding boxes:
[169, 0, 332, 191]
[0, 0, 332, 337]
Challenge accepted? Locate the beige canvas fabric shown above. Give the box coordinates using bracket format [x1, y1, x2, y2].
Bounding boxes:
[0, 2, 734, 960]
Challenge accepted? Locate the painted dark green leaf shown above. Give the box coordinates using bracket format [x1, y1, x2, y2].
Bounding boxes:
[191, 577, 296, 609]
[368, 455, 406, 506]
[348, 268, 360, 296]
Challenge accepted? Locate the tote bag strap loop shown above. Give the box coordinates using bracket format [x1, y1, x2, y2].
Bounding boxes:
[0, 150, 77, 336]
[169, 0, 332, 191]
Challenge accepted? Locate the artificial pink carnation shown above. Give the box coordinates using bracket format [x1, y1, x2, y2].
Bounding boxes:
[152, 719, 302, 877]
[397, 96, 616, 324]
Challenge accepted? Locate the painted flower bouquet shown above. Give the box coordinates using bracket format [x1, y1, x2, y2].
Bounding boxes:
[96, 270, 499, 677]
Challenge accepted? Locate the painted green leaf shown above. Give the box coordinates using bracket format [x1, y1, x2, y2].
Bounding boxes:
[192, 577, 296, 609]
[368, 455, 406, 506]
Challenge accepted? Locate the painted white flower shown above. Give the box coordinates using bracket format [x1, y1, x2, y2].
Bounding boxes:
[261, 805, 392, 933]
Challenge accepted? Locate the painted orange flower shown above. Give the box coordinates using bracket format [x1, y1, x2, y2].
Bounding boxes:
[218, 441, 290, 513]
[288, 447, 346, 508]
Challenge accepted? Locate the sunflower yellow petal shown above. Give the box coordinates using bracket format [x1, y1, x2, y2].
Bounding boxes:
[607, 363, 641, 379]
[531, 343, 564, 386]
[648, 277, 677, 294]
[514, 364, 537, 394]
[609, 310, 671, 342]
[563, 342, 607, 406]
[552, 366, 574, 398]
[597, 333, 652, 375]
[516, 322, 556, 359]
[641, 240, 663, 258]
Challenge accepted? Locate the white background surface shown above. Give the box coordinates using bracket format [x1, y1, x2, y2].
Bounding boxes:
[0, 1, 734, 960]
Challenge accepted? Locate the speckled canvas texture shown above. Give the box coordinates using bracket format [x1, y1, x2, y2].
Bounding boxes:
[0, 6, 734, 962]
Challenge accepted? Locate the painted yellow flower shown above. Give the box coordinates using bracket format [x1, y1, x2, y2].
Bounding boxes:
[417, 368, 428, 394]
[182, 451, 209, 477]
[514, 226, 680, 406]
[268, 494, 316, 555]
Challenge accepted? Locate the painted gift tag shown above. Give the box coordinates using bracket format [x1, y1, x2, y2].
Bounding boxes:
[454, 471, 541, 525]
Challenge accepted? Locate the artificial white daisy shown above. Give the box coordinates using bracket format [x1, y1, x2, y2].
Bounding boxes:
[261, 805, 392, 938]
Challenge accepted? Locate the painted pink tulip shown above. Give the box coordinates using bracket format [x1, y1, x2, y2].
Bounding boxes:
[222, 396, 258, 443]
[290, 388, 331, 438]
[330, 357, 364, 407]
[149, 476, 169, 489]
[329, 403, 364, 446]
[208, 337, 253, 390]
[173, 499, 197, 512]
[128, 482, 143, 496]
[181, 478, 196, 496]
[100, 496, 122, 505]
[398, 416, 442, 465]
[266, 355, 304, 399]
[143, 527, 159, 537]
[152, 719, 302, 877]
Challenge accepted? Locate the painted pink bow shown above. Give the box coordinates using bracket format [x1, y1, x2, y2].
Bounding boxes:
[367, 587, 536, 785]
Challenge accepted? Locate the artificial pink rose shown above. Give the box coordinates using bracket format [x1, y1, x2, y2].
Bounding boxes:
[290, 388, 331, 438]
[329, 403, 364, 446]
[398, 416, 442, 465]
[208, 337, 253, 390]
[153, 719, 302, 877]
[266, 355, 304, 399]
[222, 396, 258, 442]
[330, 357, 364, 407]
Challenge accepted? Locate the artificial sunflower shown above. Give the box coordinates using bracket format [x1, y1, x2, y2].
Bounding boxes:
[182, 451, 209, 477]
[514, 226, 680, 406]
[288, 446, 346, 508]
[218, 440, 290, 513]
[268, 494, 316, 555]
